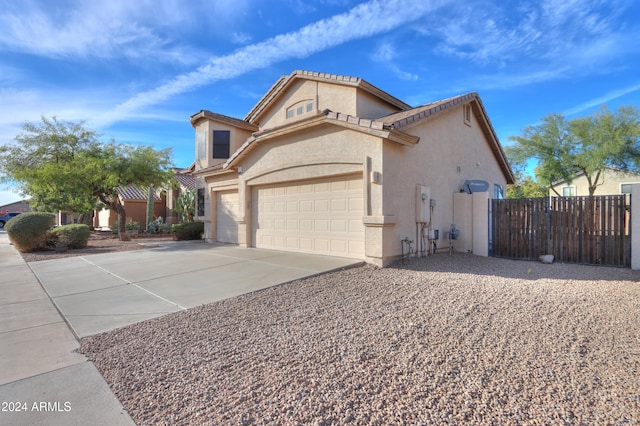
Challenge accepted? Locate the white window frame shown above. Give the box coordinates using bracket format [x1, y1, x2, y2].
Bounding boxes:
[620, 182, 640, 194]
[562, 185, 576, 196]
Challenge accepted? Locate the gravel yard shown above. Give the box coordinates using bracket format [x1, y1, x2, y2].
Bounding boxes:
[80, 253, 640, 425]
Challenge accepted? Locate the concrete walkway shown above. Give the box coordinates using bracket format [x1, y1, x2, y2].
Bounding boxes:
[0, 231, 362, 425]
[0, 231, 134, 425]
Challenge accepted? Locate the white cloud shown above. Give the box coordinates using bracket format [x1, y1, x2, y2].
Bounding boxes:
[416, 0, 630, 69]
[231, 32, 252, 45]
[97, 0, 450, 127]
[0, 0, 250, 62]
[371, 41, 418, 81]
[564, 82, 640, 116]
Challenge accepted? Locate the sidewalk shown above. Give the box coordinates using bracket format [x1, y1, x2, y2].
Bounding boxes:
[0, 231, 135, 426]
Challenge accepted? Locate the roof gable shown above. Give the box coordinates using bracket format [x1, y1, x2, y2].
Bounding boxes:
[378, 92, 514, 184]
[244, 70, 411, 125]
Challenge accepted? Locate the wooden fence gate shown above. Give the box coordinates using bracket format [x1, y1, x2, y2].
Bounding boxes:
[490, 195, 630, 267]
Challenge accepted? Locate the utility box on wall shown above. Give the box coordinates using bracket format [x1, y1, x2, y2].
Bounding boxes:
[415, 185, 431, 223]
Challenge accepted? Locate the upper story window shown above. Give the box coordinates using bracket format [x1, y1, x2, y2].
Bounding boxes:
[562, 186, 576, 196]
[286, 100, 314, 119]
[212, 130, 230, 159]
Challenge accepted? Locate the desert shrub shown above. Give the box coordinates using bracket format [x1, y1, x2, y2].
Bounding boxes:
[125, 220, 141, 231]
[5, 212, 56, 252]
[172, 221, 204, 240]
[147, 216, 171, 234]
[50, 224, 91, 249]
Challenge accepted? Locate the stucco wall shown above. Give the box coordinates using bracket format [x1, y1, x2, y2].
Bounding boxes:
[382, 102, 508, 261]
[193, 120, 253, 172]
[232, 124, 385, 263]
[355, 89, 400, 120]
[256, 80, 400, 131]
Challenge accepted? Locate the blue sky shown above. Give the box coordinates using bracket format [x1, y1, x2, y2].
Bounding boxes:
[1, 0, 639, 206]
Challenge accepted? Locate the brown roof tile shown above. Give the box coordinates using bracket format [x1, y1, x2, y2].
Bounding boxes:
[379, 92, 477, 128]
[118, 184, 162, 201]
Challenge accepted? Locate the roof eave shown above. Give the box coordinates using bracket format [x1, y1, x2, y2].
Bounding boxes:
[190, 110, 258, 132]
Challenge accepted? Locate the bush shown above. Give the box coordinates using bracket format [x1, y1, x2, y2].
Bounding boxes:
[125, 220, 140, 231]
[147, 216, 171, 234]
[5, 212, 56, 252]
[172, 221, 204, 240]
[50, 224, 91, 249]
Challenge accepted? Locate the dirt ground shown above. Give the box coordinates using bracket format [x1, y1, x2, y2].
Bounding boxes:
[19, 231, 175, 263]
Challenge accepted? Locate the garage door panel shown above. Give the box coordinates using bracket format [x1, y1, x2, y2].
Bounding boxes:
[315, 199, 329, 211]
[331, 198, 347, 211]
[216, 190, 239, 244]
[331, 219, 347, 232]
[252, 174, 364, 258]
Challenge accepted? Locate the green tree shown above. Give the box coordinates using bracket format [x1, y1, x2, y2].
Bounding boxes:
[507, 105, 640, 196]
[0, 116, 175, 239]
[0, 116, 100, 213]
[84, 143, 174, 238]
[507, 171, 547, 198]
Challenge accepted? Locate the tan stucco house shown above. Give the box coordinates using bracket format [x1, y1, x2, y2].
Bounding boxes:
[550, 167, 640, 197]
[191, 70, 514, 266]
[94, 168, 196, 229]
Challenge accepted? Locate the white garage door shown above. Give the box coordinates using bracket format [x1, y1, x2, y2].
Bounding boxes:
[252, 174, 364, 258]
[216, 190, 239, 244]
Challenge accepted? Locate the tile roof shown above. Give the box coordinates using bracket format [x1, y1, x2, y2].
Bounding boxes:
[324, 110, 386, 130]
[174, 172, 196, 189]
[190, 110, 258, 131]
[379, 92, 478, 128]
[118, 184, 162, 201]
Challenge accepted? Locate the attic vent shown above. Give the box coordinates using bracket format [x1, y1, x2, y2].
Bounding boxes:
[463, 104, 472, 126]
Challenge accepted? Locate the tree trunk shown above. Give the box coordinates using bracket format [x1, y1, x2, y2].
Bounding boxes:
[77, 211, 94, 227]
[115, 201, 127, 240]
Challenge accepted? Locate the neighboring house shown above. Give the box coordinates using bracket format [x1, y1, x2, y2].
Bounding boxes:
[191, 70, 514, 266]
[94, 184, 166, 230]
[94, 168, 196, 230]
[550, 167, 640, 197]
[0, 200, 31, 214]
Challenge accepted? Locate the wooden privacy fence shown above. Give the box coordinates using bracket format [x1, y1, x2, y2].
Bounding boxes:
[491, 195, 630, 267]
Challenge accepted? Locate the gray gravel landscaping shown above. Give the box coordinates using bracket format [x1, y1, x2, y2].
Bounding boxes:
[80, 253, 640, 425]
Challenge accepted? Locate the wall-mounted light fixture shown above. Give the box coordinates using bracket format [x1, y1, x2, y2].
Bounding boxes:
[238, 166, 243, 175]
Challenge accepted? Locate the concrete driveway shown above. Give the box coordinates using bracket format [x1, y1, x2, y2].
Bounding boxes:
[28, 241, 363, 338]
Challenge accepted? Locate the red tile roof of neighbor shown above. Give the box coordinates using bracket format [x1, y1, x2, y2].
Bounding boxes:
[117, 184, 162, 201]
[174, 172, 196, 190]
